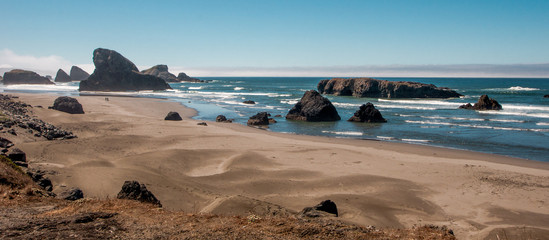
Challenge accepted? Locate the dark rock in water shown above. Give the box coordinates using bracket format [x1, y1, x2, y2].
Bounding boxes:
[274, 114, 282, 118]
[318, 78, 462, 99]
[70, 66, 90, 81]
[268, 118, 277, 124]
[79, 48, 171, 91]
[176, 72, 203, 83]
[299, 200, 338, 218]
[54, 69, 72, 82]
[117, 180, 162, 207]
[2, 69, 55, 85]
[459, 95, 502, 110]
[27, 169, 53, 192]
[141, 64, 178, 82]
[52, 96, 85, 114]
[348, 103, 386, 123]
[286, 90, 341, 122]
[164, 111, 182, 121]
[544, 94, 549, 98]
[216, 115, 232, 123]
[458, 103, 474, 110]
[0, 137, 13, 148]
[7, 148, 26, 163]
[58, 187, 84, 201]
[243, 100, 256, 104]
[247, 112, 270, 126]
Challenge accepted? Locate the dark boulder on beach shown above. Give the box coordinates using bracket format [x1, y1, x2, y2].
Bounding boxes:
[243, 100, 256, 104]
[117, 180, 162, 207]
[247, 112, 271, 126]
[299, 200, 338, 218]
[318, 78, 462, 99]
[2, 69, 54, 85]
[176, 72, 203, 83]
[141, 64, 178, 82]
[54, 69, 71, 82]
[348, 103, 386, 123]
[58, 187, 84, 201]
[52, 96, 85, 114]
[7, 148, 26, 166]
[164, 111, 182, 121]
[459, 95, 502, 110]
[70, 66, 90, 81]
[27, 169, 53, 192]
[286, 90, 341, 122]
[216, 115, 232, 123]
[79, 48, 171, 91]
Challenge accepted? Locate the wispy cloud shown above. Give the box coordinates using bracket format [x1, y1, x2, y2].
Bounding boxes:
[0, 49, 73, 76]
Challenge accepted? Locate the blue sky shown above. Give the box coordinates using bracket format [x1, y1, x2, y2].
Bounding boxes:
[1, 0, 549, 77]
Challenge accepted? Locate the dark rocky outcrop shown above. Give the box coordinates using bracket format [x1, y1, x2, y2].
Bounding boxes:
[52, 97, 85, 114]
[79, 48, 171, 91]
[459, 95, 502, 110]
[299, 200, 338, 218]
[544, 94, 549, 98]
[7, 148, 27, 168]
[348, 103, 386, 123]
[58, 187, 84, 201]
[216, 115, 232, 123]
[164, 111, 182, 121]
[141, 65, 178, 82]
[176, 72, 203, 83]
[197, 122, 208, 126]
[286, 90, 341, 122]
[54, 69, 71, 82]
[243, 100, 256, 104]
[116, 180, 162, 207]
[318, 78, 462, 99]
[2, 69, 54, 85]
[27, 169, 53, 192]
[247, 112, 271, 126]
[70, 66, 90, 81]
[0, 137, 13, 149]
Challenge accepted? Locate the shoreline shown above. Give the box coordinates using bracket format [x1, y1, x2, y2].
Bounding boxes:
[3, 92, 549, 239]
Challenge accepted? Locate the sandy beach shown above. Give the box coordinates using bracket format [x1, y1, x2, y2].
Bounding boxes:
[5, 93, 549, 239]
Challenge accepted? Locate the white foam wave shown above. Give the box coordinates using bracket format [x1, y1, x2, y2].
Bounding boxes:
[2, 84, 79, 91]
[405, 120, 549, 132]
[478, 111, 549, 119]
[402, 138, 431, 143]
[376, 104, 438, 110]
[502, 104, 549, 112]
[234, 87, 244, 91]
[332, 102, 360, 108]
[536, 122, 549, 126]
[321, 130, 363, 136]
[188, 86, 203, 90]
[376, 136, 396, 140]
[377, 99, 462, 107]
[280, 99, 299, 105]
[508, 86, 540, 91]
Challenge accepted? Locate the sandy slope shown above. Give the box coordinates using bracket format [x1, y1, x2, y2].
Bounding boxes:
[6, 93, 549, 240]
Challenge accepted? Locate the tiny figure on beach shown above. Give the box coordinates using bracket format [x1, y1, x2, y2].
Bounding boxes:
[105, 97, 109, 101]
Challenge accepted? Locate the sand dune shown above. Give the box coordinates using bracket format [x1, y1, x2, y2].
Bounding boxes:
[7, 93, 549, 240]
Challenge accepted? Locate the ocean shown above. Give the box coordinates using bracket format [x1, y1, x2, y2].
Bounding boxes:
[2, 77, 549, 162]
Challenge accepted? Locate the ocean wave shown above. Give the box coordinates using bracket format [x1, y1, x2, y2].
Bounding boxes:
[234, 87, 245, 91]
[321, 130, 363, 136]
[280, 99, 299, 105]
[501, 104, 549, 112]
[376, 136, 396, 140]
[377, 99, 462, 107]
[508, 86, 541, 91]
[402, 138, 431, 143]
[188, 86, 203, 90]
[332, 102, 360, 108]
[478, 111, 549, 119]
[376, 104, 438, 110]
[536, 122, 549, 126]
[405, 120, 549, 132]
[2, 84, 79, 91]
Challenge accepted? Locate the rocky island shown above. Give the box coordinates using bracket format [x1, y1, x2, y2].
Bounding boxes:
[286, 90, 340, 121]
[79, 48, 171, 92]
[317, 78, 462, 99]
[70, 66, 90, 81]
[141, 64, 178, 82]
[2, 69, 54, 85]
[54, 69, 72, 82]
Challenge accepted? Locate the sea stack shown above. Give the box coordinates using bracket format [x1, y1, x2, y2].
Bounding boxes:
[318, 78, 462, 99]
[176, 72, 203, 83]
[54, 69, 72, 82]
[70, 66, 90, 81]
[348, 103, 387, 123]
[2, 69, 54, 85]
[141, 64, 178, 82]
[459, 95, 502, 110]
[286, 90, 341, 121]
[79, 48, 171, 91]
